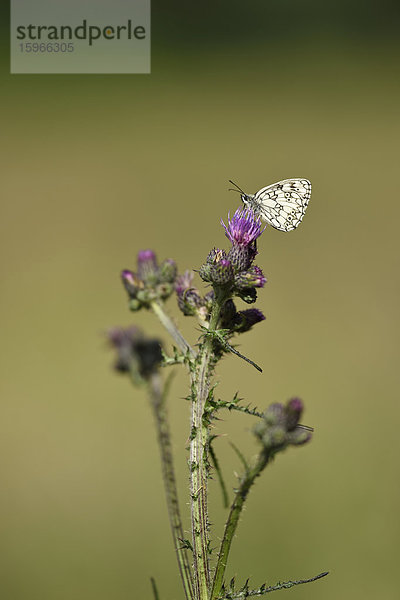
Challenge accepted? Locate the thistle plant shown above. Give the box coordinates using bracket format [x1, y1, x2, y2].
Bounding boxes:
[107, 205, 328, 600]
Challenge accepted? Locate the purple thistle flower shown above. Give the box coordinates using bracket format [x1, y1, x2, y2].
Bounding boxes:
[222, 208, 265, 247]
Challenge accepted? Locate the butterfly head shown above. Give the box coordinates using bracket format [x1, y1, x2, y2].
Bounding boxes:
[240, 193, 256, 211]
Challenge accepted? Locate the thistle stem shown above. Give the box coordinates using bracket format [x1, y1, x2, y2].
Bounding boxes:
[211, 449, 270, 600]
[148, 372, 194, 600]
[151, 299, 195, 358]
[190, 291, 226, 600]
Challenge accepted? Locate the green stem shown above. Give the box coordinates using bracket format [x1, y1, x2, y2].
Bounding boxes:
[190, 291, 227, 600]
[151, 299, 195, 359]
[210, 449, 270, 600]
[148, 372, 194, 600]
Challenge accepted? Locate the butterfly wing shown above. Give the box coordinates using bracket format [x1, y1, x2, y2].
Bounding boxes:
[253, 178, 311, 231]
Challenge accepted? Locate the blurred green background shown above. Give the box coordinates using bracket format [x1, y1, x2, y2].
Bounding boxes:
[1, 2, 400, 599]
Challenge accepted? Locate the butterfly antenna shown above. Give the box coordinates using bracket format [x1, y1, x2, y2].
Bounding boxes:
[228, 180, 245, 195]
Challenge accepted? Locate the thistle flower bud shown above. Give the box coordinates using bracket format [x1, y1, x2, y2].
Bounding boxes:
[234, 308, 265, 333]
[137, 249, 158, 284]
[209, 258, 234, 285]
[254, 399, 312, 453]
[121, 251, 177, 309]
[121, 269, 143, 299]
[219, 299, 238, 328]
[227, 244, 254, 271]
[200, 249, 228, 282]
[175, 271, 205, 316]
[199, 263, 212, 282]
[234, 266, 266, 290]
[286, 428, 312, 446]
[206, 248, 227, 264]
[284, 397, 304, 431]
[133, 338, 163, 377]
[264, 403, 286, 427]
[107, 326, 162, 379]
[236, 287, 257, 304]
[156, 282, 175, 300]
[158, 258, 177, 283]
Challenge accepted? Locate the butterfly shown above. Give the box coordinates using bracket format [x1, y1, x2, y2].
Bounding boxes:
[230, 178, 311, 232]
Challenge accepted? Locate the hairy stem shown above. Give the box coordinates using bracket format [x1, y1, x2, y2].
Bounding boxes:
[211, 449, 270, 600]
[190, 291, 226, 600]
[148, 372, 194, 600]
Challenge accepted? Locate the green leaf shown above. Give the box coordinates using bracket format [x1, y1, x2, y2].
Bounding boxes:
[150, 576, 160, 600]
[229, 442, 250, 472]
[209, 437, 229, 508]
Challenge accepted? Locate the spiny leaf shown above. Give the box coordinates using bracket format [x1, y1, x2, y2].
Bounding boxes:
[217, 571, 329, 599]
[206, 391, 264, 419]
[161, 346, 195, 368]
[200, 327, 262, 372]
[179, 538, 193, 552]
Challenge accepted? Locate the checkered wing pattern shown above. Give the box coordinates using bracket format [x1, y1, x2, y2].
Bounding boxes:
[242, 178, 311, 232]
